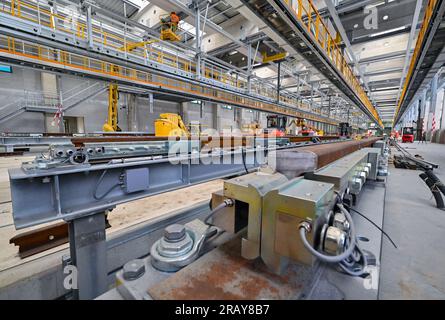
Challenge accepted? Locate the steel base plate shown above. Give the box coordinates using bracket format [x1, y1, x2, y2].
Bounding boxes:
[148, 237, 319, 300]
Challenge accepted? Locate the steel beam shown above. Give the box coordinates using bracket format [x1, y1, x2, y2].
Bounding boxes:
[395, 0, 423, 107]
[324, 0, 370, 93]
[8, 148, 265, 229]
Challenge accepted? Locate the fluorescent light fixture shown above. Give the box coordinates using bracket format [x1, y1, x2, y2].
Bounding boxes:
[229, 50, 238, 56]
[366, 2, 386, 9]
[369, 26, 406, 38]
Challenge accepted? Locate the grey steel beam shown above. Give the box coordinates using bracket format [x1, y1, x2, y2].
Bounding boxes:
[325, 0, 370, 94]
[364, 68, 404, 77]
[359, 51, 407, 64]
[8, 148, 265, 229]
[395, 0, 423, 107]
[258, 0, 381, 127]
[153, 0, 246, 48]
[394, 0, 445, 125]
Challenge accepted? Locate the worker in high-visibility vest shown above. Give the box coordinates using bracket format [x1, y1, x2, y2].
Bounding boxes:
[170, 12, 180, 32]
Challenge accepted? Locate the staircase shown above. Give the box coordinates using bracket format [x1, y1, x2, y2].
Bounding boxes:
[0, 81, 107, 124]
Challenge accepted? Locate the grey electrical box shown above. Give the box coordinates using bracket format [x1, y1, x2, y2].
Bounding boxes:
[125, 168, 150, 193]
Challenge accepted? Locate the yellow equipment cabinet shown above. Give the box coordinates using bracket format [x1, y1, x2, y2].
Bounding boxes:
[155, 113, 190, 137]
[103, 84, 121, 132]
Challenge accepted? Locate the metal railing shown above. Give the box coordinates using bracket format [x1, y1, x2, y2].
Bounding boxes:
[0, 90, 58, 120]
[0, 0, 352, 125]
[62, 81, 106, 111]
[0, 0, 248, 91]
[394, 0, 439, 123]
[0, 34, 343, 125]
[281, 0, 383, 127]
[0, 79, 105, 123]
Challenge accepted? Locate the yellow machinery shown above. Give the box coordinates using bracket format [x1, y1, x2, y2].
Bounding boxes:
[287, 118, 324, 136]
[242, 122, 262, 134]
[262, 51, 287, 63]
[121, 16, 180, 51]
[103, 84, 121, 132]
[155, 113, 190, 137]
[160, 14, 181, 42]
[120, 39, 159, 52]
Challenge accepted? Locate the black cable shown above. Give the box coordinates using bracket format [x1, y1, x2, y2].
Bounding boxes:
[93, 169, 121, 200]
[241, 147, 249, 174]
[424, 170, 445, 196]
[334, 191, 398, 249]
[420, 173, 445, 210]
[204, 201, 232, 224]
[345, 205, 398, 249]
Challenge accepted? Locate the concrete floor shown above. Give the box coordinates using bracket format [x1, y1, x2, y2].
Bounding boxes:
[379, 142, 445, 299]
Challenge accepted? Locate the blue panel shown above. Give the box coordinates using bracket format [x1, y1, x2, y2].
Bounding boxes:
[0, 65, 12, 73]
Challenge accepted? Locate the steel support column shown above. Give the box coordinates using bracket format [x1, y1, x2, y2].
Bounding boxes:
[417, 99, 423, 140]
[86, 6, 94, 50]
[277, 62, 281, 103]
[194, 1, 202, 80]
[68, 212, 108, 300]
[427, 73, 439, 131]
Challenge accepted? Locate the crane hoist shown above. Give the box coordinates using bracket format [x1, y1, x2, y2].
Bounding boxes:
[103, 84, 121, 132]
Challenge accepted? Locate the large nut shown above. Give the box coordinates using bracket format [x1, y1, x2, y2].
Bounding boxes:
[123, 259, 145, 281]
[164, 224, 186, 242]
[323, 226, 347, 256]
[333, 212, 350, 232]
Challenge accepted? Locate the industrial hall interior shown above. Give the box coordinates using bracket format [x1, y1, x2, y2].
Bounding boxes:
[1, 0, 445, 302]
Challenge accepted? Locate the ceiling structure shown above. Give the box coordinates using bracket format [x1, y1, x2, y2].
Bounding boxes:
[101, 0, 428, 126]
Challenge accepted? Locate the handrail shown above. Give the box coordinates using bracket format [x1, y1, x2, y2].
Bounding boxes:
[0, 0, 358, 126]
[281, 0, 383, 127]
[393, 0, 439, 124]
[0, 34, 345, 127]
[0, 0, 348, 117]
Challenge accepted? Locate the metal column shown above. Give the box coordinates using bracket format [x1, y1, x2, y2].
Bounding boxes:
[194, 1, 201, 80]
[427, 73, 439, 131]
[441, 89, 445, 130]
[416, 99, 423, 140]
[86, 6, 94, 49]
[68, 212, 108, 300]
[277, 62, 281, 103]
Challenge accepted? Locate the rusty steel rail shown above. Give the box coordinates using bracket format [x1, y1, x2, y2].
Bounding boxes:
[297, 137, 381, 168]
[9, 217, 111, 258]
[9, 136, 381, 258]
[9, 222, 69, 258]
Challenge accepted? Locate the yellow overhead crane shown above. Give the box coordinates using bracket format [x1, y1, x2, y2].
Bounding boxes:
[103, 84, 121, 132]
